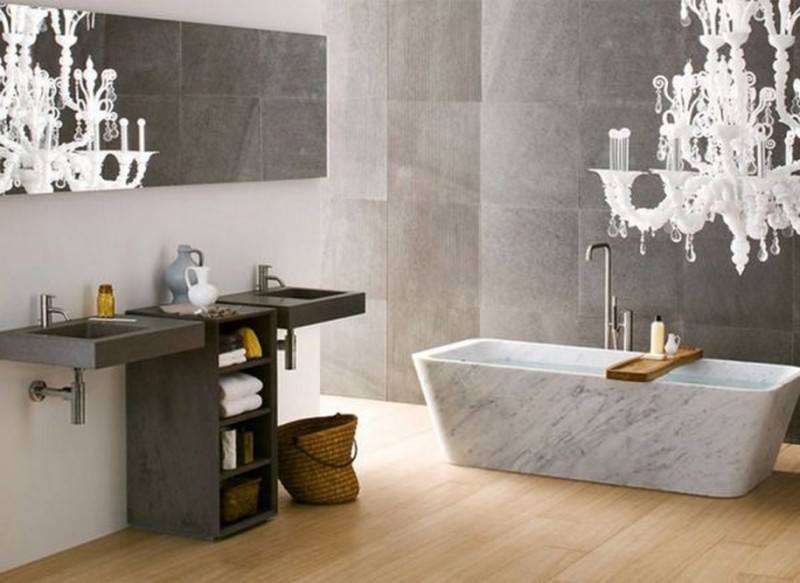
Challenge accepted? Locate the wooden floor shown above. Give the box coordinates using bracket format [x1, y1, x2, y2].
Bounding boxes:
[6, 395, 800, 582]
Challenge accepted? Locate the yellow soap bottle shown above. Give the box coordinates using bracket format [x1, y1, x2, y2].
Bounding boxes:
[97, 283, 115, 318]
[650, 315, 665, 355]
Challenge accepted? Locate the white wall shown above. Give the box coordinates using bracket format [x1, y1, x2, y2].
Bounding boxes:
[0, 0, 324, 572]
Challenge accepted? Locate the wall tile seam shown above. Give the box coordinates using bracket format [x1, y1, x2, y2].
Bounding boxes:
[386, 198, 482, 212]
[478, 200, 582, 213]
[383, 0, 390, 402]
[480, 201, 580, 215]
[179, 94, 327, 102]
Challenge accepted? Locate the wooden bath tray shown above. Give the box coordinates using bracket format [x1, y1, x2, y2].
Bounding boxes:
[605, 347, 703, 382]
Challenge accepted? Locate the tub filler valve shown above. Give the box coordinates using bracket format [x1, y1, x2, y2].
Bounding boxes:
[585, 243, 633, 351]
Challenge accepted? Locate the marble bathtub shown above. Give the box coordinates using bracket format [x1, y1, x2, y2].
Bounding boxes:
[412, 339, 800, 498]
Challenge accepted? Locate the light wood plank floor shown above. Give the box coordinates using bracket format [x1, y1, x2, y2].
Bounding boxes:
[5, 395, 800, 582]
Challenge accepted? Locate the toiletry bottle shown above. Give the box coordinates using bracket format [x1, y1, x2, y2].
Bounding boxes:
[97, 284, 115, 318]
[650, 315, 665, 354]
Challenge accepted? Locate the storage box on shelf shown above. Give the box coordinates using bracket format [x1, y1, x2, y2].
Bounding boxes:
[125, 304, 278, 540]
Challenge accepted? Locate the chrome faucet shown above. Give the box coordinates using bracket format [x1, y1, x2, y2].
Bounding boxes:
[256, 264, 286, 292]
[39, 293, 70, 328]
[585, 243, 633, 351]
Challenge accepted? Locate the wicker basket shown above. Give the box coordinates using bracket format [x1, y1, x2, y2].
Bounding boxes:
[277, 413, 359, 504]
[221, 476, 261, 523]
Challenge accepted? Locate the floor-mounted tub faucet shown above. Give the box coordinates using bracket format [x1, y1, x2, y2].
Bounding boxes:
[585, 243, 633, 351]
[39, 293, 70, 328]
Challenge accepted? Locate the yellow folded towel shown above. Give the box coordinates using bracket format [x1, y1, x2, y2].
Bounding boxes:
[237, 327, 262, 359]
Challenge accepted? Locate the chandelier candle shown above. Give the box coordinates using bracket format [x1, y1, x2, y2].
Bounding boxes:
[591, 0, 800, 275]
[120, 119, 129, 153]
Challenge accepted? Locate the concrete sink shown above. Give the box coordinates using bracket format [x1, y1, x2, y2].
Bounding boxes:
[0, 316, 205, 369]
[218, 287, 366, 329]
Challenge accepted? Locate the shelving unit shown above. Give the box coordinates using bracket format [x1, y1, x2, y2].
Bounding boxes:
[125, 304, 278, 540]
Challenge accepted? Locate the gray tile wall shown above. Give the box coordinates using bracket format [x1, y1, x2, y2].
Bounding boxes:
[323, 0, 800, 438]
[321, 0, 389, 400]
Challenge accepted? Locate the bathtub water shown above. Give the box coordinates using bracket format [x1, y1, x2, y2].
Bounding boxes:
[412, 338, 800, 497]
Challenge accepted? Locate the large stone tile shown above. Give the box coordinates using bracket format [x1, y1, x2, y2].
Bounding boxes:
[480, 307, 589, 347]
[388, 301, 479, 404]
[579, 210, 684, 329]
[259, 31, 327, 101]
[482, 0, 579, 103]
[790, 334, 800, 443]
[579, 101, 667, 210]
[261, 99, 327, 180]
[181, 22, 261, 96]
[327, 99, 387, 200]
[388, 101, 480, 205]
[684, 222, 793, 330]
[387, 0, 481, 102]
[324, 0, 387, 100]
[482, 102, 580, 209]
[114, 95, 180, 188]
[105, 15, 180, 95]
[683, 324, 793, 365]
[388, 200, 480, 308]
[481, 206, 579, 314]
[321, 199, 387, 300]
[580, 0, 687, 104]
[180, 96, 262, 185]
[794, 237, 800, 331]
[322, 299, 387, 400]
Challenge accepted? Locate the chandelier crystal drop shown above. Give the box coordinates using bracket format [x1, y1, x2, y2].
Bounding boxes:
[0, 4, 156, 194]
[590, 0, 800, 275]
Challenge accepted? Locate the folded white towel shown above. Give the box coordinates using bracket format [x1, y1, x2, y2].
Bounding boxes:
[221, 429, 237, 470]
[220, 394, 263, 418]
[219, 348, 247, 368]
[219, 373, 263, 400]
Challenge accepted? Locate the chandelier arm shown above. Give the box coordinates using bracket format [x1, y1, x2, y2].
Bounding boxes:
[768, 43, 800, 135]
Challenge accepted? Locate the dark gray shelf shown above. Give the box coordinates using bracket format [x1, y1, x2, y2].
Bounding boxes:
[221, 457, 271, 481]
[125, 305, 278, 540]
[220, 407, 271, 428]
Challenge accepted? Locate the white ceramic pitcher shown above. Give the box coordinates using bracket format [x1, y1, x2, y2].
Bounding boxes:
[664, 333, 681, 357]
[185, 265, 218, 309]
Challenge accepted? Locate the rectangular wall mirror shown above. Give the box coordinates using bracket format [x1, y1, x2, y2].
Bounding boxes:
[0, 3, 327, 194]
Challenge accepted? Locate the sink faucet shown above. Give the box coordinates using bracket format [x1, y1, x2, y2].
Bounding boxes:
[256, 264, 286, 292]
[39, 293, 70, 328]
[584, 243, 633, 351]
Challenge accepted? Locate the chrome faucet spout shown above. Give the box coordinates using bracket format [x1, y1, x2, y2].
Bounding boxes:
[586, 243, 612, 349]
[585, 243, 633, 351]
[256, 264, 286, 292]
[39, 293, 70, 328]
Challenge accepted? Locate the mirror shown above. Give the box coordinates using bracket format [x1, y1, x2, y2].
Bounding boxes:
[0, 3, 327, 194]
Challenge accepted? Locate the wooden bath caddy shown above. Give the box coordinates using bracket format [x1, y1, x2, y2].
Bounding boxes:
[605, 347, 703, 382]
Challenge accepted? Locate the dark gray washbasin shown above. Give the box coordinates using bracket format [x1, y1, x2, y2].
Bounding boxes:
[218, 286, 366, 329]
[261, 287, 343, 300]
[0, 316, 205, 369]
[32, 321, 146, 339]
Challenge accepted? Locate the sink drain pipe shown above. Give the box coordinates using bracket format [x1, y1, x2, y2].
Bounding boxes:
[277, 329, 297, 370]
[28, 368, 86, 425]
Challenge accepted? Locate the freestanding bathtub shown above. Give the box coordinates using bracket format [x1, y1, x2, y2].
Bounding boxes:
[412, 339, 800, 497]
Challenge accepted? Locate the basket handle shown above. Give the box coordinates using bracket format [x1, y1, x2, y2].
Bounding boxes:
[291, 437, 358, 468]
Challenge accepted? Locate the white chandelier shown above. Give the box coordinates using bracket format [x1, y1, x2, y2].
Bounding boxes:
[591, 0, 800, 275]
[0, 4, 156, 194]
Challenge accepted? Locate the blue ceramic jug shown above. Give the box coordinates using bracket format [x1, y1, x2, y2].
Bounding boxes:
[165, 244, 204, 304]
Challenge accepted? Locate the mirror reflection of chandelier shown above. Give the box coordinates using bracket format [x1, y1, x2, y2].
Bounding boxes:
[591, 0, 800, 275]
[0, 4, 156, 195]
